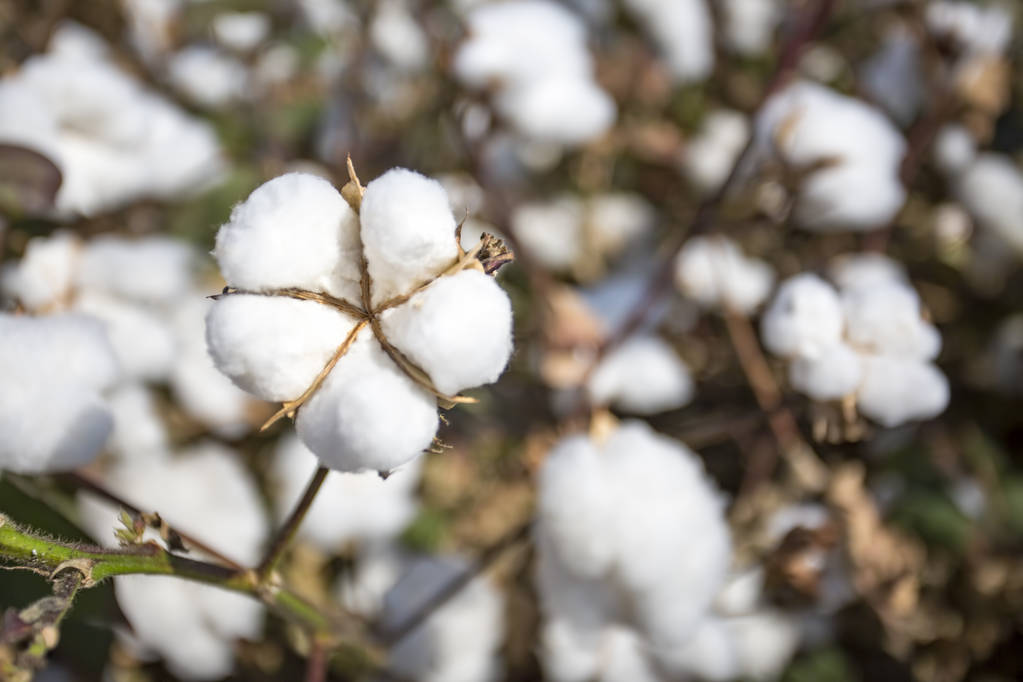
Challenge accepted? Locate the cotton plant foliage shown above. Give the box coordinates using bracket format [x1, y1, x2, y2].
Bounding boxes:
[207, 166, 514, 473]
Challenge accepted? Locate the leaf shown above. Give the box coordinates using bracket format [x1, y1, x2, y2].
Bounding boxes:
[0, 144, 61, 216]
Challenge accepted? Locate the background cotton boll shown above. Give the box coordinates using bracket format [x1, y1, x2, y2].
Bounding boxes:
[587, 336, 694, 414]
[795, 161, 908, 231]
[73, 291, 177, 381]
[586, 193, 654, 256]
[381, 556, 504, 682]
[925, 1, 1013, 57]
[954, 153, 1023, 254]
[498, 77, 616, 145]
[167, 46, 249, 108]
[370, 0, 430, 72]
[933, 124, 977, 175]
[512, 196, 585, 271]
[623, 0, 714, 82]
[360, 168, 460, 304]
[721, 0, 781, 56]
[599, 626, 662, 682]
[77, 236, 195, 303]
[295, 334, 439, 473]
[106, 383, 170, 459]
[842, 282, 941, 359]
[674, 236, 774, 313]
[828, 252, 905, 292]
[857, 356, 950, 427]
[860, 27, 925, 126]
[659, 617, 738, 681]
[788, 342, 863, 401]
[726, 611, 803, 681]
[212, 12, 271, 53]
[381, 269, 513, 396]
[213, 172, 362, 301]
[0, 231, 79, 310]
[272, 432, 421, 550]
[682, 109, 751, 194]
[338, 543, 410, 616]
[761, 274, 844, 358]
[205, 294, 359, 402]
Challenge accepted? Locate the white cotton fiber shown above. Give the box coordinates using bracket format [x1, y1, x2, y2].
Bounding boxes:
[674, 235, 774, 313]
[623, 0, 714, 82]
[828, 252, 905, 292]
[842, 281, 941, 359]
[167, 46, 249, 107]
[205, 294, 359, 402]
[683, 109, 751, 194]
[955, 153, 1023, 254]
[512, 196, 585, 271]
[73, 291, 177, 381]
[1, 231, 79, 310]
[212, 12, 271, 53]
[370, 0, 429, 71]
[925, 1, 1012, 57]
[271, 432, 421, 550]
[381, 269, 513, 395]
[76, 235, 195, 303]
[360, 168, 460, 304]
[296, 334, 438, 473]
[586, 193, 654, 256]
[721, 0, 781, 56]
[497, 77, 616, 146]
[587, 336, 694, 414]
[761, 273, 844, 358]
[933, 124, 977, 176]
[788, 342, 863, 401]
[727, 610, 802, 681]
[0, 313, 119, 474]
[214, 173, 363, 302]
[106, 383, 170, 459]
[857, 356, 949, 427]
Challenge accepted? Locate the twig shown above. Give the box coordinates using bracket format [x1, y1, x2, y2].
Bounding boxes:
[380, 520, 532, 645]
[256, 466, 330, 582]
[62, 472, 245, 570]
[305, 637, 328, 682]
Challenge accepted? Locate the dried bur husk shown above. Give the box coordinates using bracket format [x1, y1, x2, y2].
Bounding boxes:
[221, 157, 514, 436]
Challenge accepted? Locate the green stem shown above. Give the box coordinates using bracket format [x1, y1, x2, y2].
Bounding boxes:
[256, 466, 329, 582]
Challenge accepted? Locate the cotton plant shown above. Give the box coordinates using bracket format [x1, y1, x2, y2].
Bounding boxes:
[206, 164, 514, 474]
[77, 442, 268, 681]
[0, 22, 223, 217]
[752, 80, 907, 231]
[0, 313, 120, 474]
[761, 255, 949, 428]
[535, 419, 734, 680]
[511, 193, 654, 280]
[452, 0, 616, 147]
[673, 235, 775, 315]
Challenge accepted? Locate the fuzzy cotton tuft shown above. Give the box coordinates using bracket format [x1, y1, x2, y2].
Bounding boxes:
[760, 273, 844, 358]
[674, 236, 774, 313]
[587, 336, 694, 414]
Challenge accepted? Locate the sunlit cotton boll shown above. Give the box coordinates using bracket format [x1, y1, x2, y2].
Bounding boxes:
[271, 432, 421, 550]
[623, 0, 714, 82]
[370, 0, 430, 72]
[381, 556, 505, 682]
[682, 109, 751, 194]
[721, 0, 782, 56]
[587, 336, 694, 414]
[512, 196, 585, 271]
[0, 314, 119, 474]
[674, 236, 774, 314]
[842, 281, 941, 359]
[760, 273, 845, 358]
[828, 252, 905, 292]
[167, 46, 250, 108]
[954, 153, 1023, 254]
[0, 230, 80, 310]
[857, 355, 949, 427]
[77, 443, 268, 680]
[212, 12, 271, 53]
[755, 80, 907, 230]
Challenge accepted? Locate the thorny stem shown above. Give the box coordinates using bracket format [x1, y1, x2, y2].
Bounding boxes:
[256, 466, 330, 582]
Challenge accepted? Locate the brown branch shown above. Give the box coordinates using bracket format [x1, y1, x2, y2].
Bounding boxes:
[305, 637, 328, 682]
[256, 466, 330, 582]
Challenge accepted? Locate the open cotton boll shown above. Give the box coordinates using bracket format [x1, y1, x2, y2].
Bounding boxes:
[721, 0, 781, 56]
[168, 46, 249, 108]
[756, 81, 907, 230]
[0, 313, 119, 473]
[360, 168, 460, 304]
[955, 153, 1023, 254]
[214, 172, 362, 302]
[683, 109, 751, 194]
[788, 342, 863, 401]
[0, 231, 80, 310]
[587, 336, 693, 414]
[206, 294, 359, 402]
[381, 556, 504, 682]
[497, 77, 616, 146]
[842, 282, 941, 359]
[76, 236, 195, 303]
[296, 333, 438, 473]
[512, 196, 585, 271]
[925, 1, 1013, 57]
[933, 124, 977, 176]
[761, 274, 844, 358]
[272, 432, 421, 549]
[828, 252, 905, 292]
[861, 27, 925, 126]
[370, 0, 430, 72]
[674, 236, 774, 313]
[73, 291, 177, 381]
[212, 12, 271, 53]
[381, 269, 513, 396]
[857, 356, 949, 427]
[623, 0, 714, 82]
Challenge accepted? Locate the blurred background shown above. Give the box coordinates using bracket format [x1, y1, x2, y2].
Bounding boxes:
[1, 0, 1023, 680]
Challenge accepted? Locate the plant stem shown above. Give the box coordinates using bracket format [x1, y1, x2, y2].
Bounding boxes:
[256, 466, 329, 582]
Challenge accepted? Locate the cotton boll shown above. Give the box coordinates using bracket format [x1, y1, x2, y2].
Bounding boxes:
[360, 168, 460, 304]
[167, 46, 249, 107]
[658, 617, 738, 681]
[600, 626, 662, 682]
[213, 173, 362, 302]
[715, 567, 766, 616]
[586, 193, 654, 257]
[76, 236, 195, 303]
[955, 153, 1023, 254]
[761, 274, 844, 358]
[861, 27, 925, 126]
[271, 432, 421, 549]
[205, 294, 359, 402]
[73, 291, 177, 381]
[842, 281, 941, 359]
[857, 356, 949, 427]
[512, 196, 585, 271]
[338, 543, 410, 616]
[728, 610, 802, 680]
[370, 0, 430, 72]
[381, 269, 513, 396]
[623, 0, 714, 82]
[795, 161, 908, 230]
[933, 124, 977, 175]
[674, 236, 774, 313]
[788, 343, 864, 401]
[498, 77, 616, 146]
[587, 336, 693, 414]
[925, 2, 1013, 57]
[539, 619, 605, 682]
[0, 231, 80, 310]
[381, 556, 504, 682]
[828, 252, 905, 292]
[721, 0, 781, 56]
[106, 383, 170, 459]
[683, 109, 751, 194]
[212, 12, 271, 53]
[296, 333, 438, 473]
